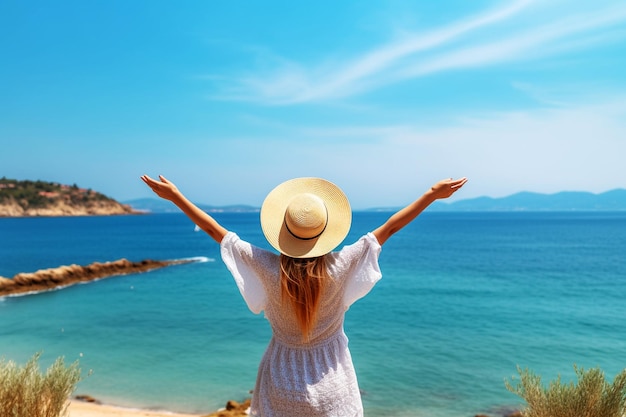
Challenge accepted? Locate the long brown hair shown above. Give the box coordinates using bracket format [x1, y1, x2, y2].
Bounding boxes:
[279, 254, 330, 340]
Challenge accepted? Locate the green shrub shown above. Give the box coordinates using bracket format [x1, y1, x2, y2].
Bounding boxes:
[506, 365, 626, 417]
[0, 353, 81, 417]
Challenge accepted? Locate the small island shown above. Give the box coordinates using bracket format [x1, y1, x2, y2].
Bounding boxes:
[0, 178, 141, 217]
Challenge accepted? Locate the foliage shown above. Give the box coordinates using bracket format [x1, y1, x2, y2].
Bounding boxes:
[0, 353, 81, 417]
[0, 178, 114, 209]
[506, 365, 626, 417]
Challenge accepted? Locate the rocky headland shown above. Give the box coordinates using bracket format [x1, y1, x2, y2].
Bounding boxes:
[0, 258, 194, 297]
[0, 178, 141, 217]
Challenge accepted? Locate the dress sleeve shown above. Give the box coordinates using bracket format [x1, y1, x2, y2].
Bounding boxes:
[220, 232, 269, 314]
[335, 232, 383, 308]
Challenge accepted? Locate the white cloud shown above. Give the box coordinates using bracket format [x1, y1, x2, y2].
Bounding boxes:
[208, 0, 626, 105]
[284, 0, 536, 103]
[261, 94, 626, 207]
[397, 2, 626, 79]
[139, 94, 625, 208]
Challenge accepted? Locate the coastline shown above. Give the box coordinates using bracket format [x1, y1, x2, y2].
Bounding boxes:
[68, 400, 204, 417]
[68, 396, 251, 417]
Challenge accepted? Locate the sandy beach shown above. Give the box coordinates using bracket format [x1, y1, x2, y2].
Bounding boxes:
[68, 401, 204, 417]
[67, 397, 252, 417]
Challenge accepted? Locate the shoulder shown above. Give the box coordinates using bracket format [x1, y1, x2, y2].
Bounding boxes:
[220, 231, 243, 248]
[221, 231, 277, 263]
[220, 231, 245, 255]
[327, 233, 381, 267]
[337, 233, 381, 255]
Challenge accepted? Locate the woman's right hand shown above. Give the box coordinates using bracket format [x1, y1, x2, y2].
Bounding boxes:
[140, 175, 181, 202]
[140, 174, 228, 243]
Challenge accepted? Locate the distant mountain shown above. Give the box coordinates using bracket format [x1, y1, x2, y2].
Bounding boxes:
[430, 189, 626, 211]
[125, 198, 259, 213]
[127, 189, 626, 214]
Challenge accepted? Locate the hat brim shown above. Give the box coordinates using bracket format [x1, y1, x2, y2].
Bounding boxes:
[260, 178, 351, 258]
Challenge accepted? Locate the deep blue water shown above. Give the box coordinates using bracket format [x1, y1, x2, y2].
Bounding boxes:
[1, 212, 625, 417]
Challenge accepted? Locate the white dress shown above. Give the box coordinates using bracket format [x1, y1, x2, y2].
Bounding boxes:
[220, 232, 382, 417]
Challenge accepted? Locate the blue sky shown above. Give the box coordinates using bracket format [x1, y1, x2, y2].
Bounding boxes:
[1, 0, 625, 209]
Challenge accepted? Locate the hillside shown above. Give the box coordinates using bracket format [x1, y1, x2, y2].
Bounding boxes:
[430, 189, 626, 211]
[0, 178, 140, 217]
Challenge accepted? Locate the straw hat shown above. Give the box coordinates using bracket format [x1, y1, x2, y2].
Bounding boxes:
[260, 177, 352, 258]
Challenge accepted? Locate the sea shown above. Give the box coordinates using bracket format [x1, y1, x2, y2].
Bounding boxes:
[1, 211, 625, 417]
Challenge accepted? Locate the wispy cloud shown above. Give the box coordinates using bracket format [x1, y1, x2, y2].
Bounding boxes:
[209, 0, 626, 105]
[396, 3, 626, 79]
[283, 93, 626, 205]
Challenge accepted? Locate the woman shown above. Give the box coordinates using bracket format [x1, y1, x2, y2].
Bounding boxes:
[141, 174, 467, 417]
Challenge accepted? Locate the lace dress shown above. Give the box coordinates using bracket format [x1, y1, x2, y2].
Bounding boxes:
[220, 232, 382, 417]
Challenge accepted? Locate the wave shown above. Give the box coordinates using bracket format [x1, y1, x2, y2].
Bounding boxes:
[0, 282, 78, 299]
[178, 256, 214, 263]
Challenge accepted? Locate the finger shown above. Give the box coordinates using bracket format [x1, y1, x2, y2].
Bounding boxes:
[451, 177, 468, 189]
[142, 175, 159, 187]
[142, 176, 164, 194]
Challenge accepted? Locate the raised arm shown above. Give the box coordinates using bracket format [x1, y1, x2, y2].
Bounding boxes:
[372, 177, 467, 246]
[140, 175, 228, 244]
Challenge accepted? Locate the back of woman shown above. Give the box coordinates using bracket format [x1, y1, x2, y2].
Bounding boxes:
[142, 173, 467, 417]
[221, 231, 382, 416]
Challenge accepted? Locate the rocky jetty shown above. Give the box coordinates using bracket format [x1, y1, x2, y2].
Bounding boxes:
[0, 258, 193, 297]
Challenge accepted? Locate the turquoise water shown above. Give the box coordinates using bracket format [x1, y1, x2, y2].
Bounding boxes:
[1, 212, 625, 416]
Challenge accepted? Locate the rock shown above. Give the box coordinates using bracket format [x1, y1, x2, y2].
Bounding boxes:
[0, 198, 140, 217]
[0, 277, 15, 289]
[203, 399, 251, 417]
[0, 258, 196, 297]
[74, 394, 100, 404]
[225, 400, 240, 411]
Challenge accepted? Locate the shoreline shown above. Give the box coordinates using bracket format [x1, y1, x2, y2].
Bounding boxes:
[68, 397, 252, 417]
[68, 400, 204, 417]
[67, 399, 522, 417]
